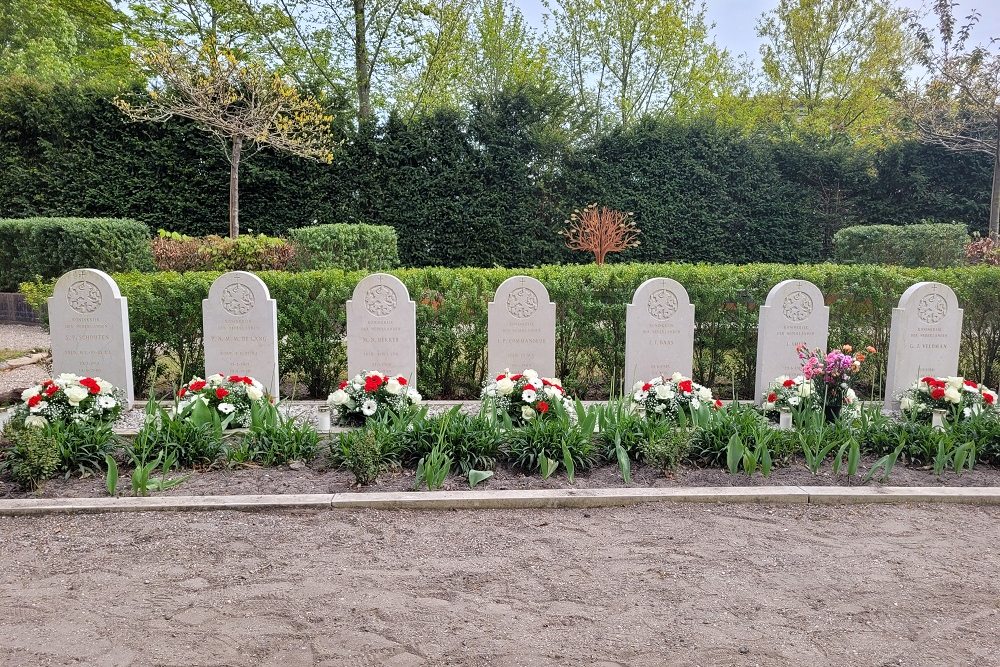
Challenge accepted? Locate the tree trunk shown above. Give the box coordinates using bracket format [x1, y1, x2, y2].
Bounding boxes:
[991, 115, 1000, 240]
[354, 0, 372, 122]
[229, 135, 242, 239]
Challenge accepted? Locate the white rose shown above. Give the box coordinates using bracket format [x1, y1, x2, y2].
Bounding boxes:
[208, 373, 225, 385]
[522, 389, 537, 403]
[96, 378, 113, 394]
[218, 402, 236, 414]
[654, 385, 674, 400]
[361, 399, 378, 416]
[900, 397, 914, 411]
[697, 387, 713, 401]
[544, 387, 558, 399]
[521, 405, 536, 421]
[945, 376, 964, 390]
[245, 385, 263, 401]
[408, 389, 422, 405]
[24, 415, 48, 428]
[671, 372, 684, 382]
[21, 387, 40, 402]
[385, 378, 402, 395]
[497, 378, 515, 396]
[328, 389, 349, 406]
[56, 373, 79, 384]
[944, 386, 962, 404]
[523, 369, 539, 380]
[64, 385, 89, 406]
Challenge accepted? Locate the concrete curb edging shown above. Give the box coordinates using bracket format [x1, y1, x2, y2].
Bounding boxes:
[2, 486, 1000, 516]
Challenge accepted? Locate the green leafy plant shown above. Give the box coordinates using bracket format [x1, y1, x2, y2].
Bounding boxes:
[468, 469, 493, 488]
[2, 422, 59, 490]
[105, 454, 119, 496]
[538, 456, 558, 479]
[415, 443, 452, 491]
[130, 451, 187, 497]
[505, 401, 596, 476]
[228, 402, 319, 467]
[132, 396, 225, 468]
[335, 420, 403, 485]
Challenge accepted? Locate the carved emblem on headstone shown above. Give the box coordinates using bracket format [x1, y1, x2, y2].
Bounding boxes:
[917, 293, 948, 324]
[66, 280, 102, 314]
[506, 287, 539, 319]
[646, 289, 678, 321]
[782, 291, 814, 322]
[221, 283, 255, 316]
[365, 284, 398, 317]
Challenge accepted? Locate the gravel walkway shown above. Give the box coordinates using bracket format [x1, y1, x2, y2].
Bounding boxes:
[1, 503, 999, 666]
[0, 323, 49, 352]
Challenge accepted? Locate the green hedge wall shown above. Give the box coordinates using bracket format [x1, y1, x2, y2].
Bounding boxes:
[288, 223, 399, 271]
[0, 217, 153, 291]
[21, 263, 1000, 400]
[833, 223, 969, 268]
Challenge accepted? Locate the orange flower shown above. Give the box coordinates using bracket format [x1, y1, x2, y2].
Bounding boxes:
[866, 346, 877, 354]
[855, 353, 866, 362]
[842, 344, 853, 354]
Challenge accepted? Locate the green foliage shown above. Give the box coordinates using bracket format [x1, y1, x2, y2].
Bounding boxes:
[288, 223, 399, 271]
[48, 420, 117, 477]
[104, 453, 119, 495]
[595, 399, 688, 471]
[227, 402, 319, 467]
[468, 469, 494, 488]
[19, 261, 1000, 400]
[152, 231, 296, 272]
[132, 397, 225, 468]
[397, 407, 503, 473]
[505, 402, 596, 474]
[833, 223, 969, 268]
[0, 216, 153, 291]
[129, 450, 187, 496]
[414, 443, 452, 491]
[690, 404, 797, 469]
[335, 420, 403, 485]
[2, 422, 59, 489]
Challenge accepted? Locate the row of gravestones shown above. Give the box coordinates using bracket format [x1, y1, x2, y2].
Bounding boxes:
[48, 269, 963, 411]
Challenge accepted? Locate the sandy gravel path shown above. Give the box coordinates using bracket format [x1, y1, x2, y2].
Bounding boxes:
[1, 503, 998, 666]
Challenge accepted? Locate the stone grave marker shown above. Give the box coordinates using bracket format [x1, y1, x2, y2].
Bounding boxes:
[347, 273, 417, 384]
[203, 271, 280, 398]
[884, 282, 963, 411]
[488, 276, 556, 377]
[625, 277, 695, 388]
[49, 269, 135, 406]
[754, 279, 830, 403]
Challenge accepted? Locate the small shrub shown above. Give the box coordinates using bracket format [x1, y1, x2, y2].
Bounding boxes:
[0, 217, 153, 291]
[833, 222, 968, 268]
[288, 223, 399, 271]
[2, 422, 59, 489]
[965, 234, 1000, 266]
[152, 230, 296, 272]
[335, 420, 403, 485]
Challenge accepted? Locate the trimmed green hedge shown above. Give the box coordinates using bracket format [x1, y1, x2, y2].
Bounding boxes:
[833, 223, 969, 268]
[21, 263, 1000, 400]
[288, 223, 399, 271]
[0, 217, 153, 291]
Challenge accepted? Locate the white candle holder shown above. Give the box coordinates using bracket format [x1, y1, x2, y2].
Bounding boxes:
[931, 408, 946, 431]
[317, 404, 332, 432]
[778, 407, 793, 431]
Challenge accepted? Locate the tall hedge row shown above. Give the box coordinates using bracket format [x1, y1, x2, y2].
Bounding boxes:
[0, 80, 992, 268]
[21, 263, 1000, 400]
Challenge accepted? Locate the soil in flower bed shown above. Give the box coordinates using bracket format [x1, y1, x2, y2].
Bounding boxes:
[2, 454, 999, 499]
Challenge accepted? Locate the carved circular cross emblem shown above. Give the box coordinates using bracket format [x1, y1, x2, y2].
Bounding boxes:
[506, 287, 539, 319]
[917, 293, 948, 324]
[647, 289, 678, 321]
[782, 291, 814, 322]
[66, 280, 102, 314]
[365, 285, 398, 317]
[221, 283, 255, 316]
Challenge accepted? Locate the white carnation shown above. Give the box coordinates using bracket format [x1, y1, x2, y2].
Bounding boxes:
[900, 397, 914, 411]
[29, 400, 47, 413]
[21, 387, 40, 402]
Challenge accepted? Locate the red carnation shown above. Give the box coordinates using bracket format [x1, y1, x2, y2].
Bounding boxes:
[767, 392, 778, 403]
[44, 384, 59, 397]
[228, 375, 242, 382]
[364, 376, 383, 393]
[782, 379, 795, 388]
[965, 379, 979, 388]
[642, 383, 652, 392]
[242, 377, 254, 385]
[339, 381, 348, 390]
[41, 379, 53, 387]
[537, 401, 550, 413]
[678, 380, 693, 393]
[189, 380, 206, 391]
[397, 377, 408, 386]
[27, 394, 41, 408]
[714, 399, 723, 409]
[931, 387, 945, 400]
[511, 374, 523, 381]
[215, 387, 229, 399]
[921, 376, 935, 384]
[985, 393, 995, 405]
[177, 387, 187, 398]
[496, 373, 506, 381]
[80, 377, 100, 394]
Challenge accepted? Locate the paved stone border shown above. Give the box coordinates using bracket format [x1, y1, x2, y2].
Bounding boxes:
[2, 486, 1000, 516]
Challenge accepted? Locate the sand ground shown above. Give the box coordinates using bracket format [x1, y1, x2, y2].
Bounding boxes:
[1, 503, 999, 666]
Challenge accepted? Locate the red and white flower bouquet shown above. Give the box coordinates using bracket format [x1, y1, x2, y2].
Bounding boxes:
[15, 373, 124, 428]
[176, 373, 271, 428]
[630, 372, 722, 419]
[481, 369, 570, 425]
[328, 370, 422, 424]
[899, 376, 997, 420]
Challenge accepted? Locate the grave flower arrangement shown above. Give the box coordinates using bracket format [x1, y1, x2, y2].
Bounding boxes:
[481, 369, 570, 425]
[176, 373, 271, 429]
[899, 376, 997, 420]
[796, 343, 874, 421]
[762, 375, 817, 414]
[328, 370, 422, 424]
[630, 373, 722, 420]
[14, 374, 124, 428]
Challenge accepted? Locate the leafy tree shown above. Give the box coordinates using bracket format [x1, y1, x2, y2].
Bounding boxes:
[906, 0, 1000, 238]
[464, 0, 555, 100]
[116, 40, 337, 237]
[757, 0, 912, 144]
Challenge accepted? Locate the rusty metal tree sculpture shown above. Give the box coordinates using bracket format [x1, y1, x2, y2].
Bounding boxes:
[561, 203, 640, 265]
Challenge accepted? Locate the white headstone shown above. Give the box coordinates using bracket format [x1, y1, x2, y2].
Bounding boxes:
[347, 273, 417, 384]
[754, 279, 830, 404]
[488, 276, 556, 377]
[203, 271, 280, 398]
[49, 269, 134, 406]
[625, 277, 695, 388]
[884, 282, 963, 411]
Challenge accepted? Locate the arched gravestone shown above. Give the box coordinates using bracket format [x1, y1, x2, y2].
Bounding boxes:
[488, 276, 556, 377]
[884, 282, 963, 411]
[346, 273, 417, 384]
[49, 269, 134, 406]
[624, 277, 695, 388]
[203, 271, 280, 398]
[754, 279, 830, 404]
